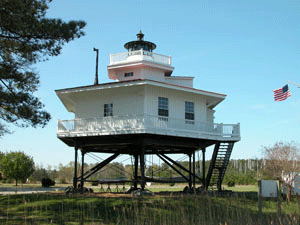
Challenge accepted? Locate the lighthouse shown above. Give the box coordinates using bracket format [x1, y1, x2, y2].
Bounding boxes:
[56, 31, 240, 192]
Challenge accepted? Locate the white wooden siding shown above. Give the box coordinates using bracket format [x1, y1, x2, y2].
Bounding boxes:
[66, 83, 214, 123]
[115, 67, 142, 81]
[165, 77, 194, 88]
[115, 67, 166, 83]
[74, 86, 144, 119]
[141, 67, 166, 82]
[144, 85, 207, 122]
[206, 109, 215, 123]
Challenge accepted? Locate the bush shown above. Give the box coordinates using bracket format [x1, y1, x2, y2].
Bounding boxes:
[41, 178, 55, 187]
[91, 181, 98, 186]
[58, 178, 68, 184]
[227, 180, 235, 187]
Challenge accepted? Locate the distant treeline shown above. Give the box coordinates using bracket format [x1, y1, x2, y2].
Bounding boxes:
[17, 158, 264, 186]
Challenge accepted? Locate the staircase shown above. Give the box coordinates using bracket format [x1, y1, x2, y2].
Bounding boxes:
[206, 142, 234, 191]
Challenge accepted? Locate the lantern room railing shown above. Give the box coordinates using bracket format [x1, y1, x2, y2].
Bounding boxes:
[109, 50, 172, 66]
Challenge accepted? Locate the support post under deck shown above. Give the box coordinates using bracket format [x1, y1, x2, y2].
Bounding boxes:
[202, 148, 206, 189]
[80, 150, 85, 192]
[193, 151, 196, 190]
[73, 145, 78, 189]
[140, 145, 146, 190]
[189, 153, 192, 189]
[134, 154, 139, 190]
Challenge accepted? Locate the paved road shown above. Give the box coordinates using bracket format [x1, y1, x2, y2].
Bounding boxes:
[0, 187, 65, 195]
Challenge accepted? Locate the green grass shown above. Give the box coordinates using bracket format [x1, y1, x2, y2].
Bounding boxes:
[223, 184, 258, 192]
[1, 183, 299, 224]
[0, 183, 258, 192]
[0, 192, 299, 224]
[149, 187, 183, 192]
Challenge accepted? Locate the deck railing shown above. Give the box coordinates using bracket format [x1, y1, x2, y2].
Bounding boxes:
[57, 115, 240, 141]
[109, 50, 172, 65]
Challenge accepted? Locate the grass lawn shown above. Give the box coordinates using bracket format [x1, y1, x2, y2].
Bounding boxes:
[0, 187, 300, 224]
[223, 184, 258, 192]
[0, 182, 258, 192]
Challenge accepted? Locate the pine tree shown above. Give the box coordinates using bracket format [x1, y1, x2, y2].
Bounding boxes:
[0, 0, 86, 135]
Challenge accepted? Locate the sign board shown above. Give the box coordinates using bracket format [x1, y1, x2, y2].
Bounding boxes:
[258, 180, 281, 215]
[259, 180, 278, 198]
[293, 175, 300, 194]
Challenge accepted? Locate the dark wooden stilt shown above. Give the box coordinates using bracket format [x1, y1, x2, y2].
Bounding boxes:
[202, 148, 206, 189]
[134, 154, 139, 190]
[189, 153, 192, 189]
[73, 146, 78, 189]
[80, 150, 85, 192]
[193, 150, 196, 190]
[140, 145, 145, 190]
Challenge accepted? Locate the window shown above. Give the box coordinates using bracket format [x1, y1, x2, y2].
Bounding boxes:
[124, 72, 133, 77]
[185, 101, 194, 123]
[104, 103, 113, 117]
[158, 97, 168, 118]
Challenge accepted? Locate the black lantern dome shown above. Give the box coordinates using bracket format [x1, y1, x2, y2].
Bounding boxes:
[124, 31, 156, 52]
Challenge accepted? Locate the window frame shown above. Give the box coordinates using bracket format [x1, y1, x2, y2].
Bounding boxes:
[104, 103, 113, 117]
[158, 97, 169, 118]
[185, 101, 195, 123]
[124, 72, 134, 77]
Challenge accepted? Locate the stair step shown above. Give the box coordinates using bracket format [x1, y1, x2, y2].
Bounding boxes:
[206, 142, 235, 189]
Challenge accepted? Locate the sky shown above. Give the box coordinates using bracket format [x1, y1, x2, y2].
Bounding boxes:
[1, 0, 300, 168]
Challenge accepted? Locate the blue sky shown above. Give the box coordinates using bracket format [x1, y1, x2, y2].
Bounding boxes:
[1, 0, 300, 167]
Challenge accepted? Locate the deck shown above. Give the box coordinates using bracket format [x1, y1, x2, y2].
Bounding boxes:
[57, 115, 240, 142]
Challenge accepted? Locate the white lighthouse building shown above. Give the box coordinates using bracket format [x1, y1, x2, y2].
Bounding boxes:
[56, 31, 240, 192]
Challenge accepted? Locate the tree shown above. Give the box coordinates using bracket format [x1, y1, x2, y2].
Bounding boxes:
[57, 162, 74, 184]
[0, 0, 86, 135]
[30, 164, 49, 183]
[0, 151, 35, 186]
[0, 151, 4, 179]
[262, 141, 300, 203]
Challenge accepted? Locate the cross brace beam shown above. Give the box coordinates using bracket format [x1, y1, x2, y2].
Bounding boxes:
[78, 152, 120, 181]
[160, 153, 202, 182]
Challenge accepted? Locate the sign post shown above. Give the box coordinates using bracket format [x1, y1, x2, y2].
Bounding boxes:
[258, 180, 281, 216]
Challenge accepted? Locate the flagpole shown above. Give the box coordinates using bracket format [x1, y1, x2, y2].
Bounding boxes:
[287, 80, 300, 88]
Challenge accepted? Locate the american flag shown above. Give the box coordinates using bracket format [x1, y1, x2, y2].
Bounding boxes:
[273, 84, 291, 101]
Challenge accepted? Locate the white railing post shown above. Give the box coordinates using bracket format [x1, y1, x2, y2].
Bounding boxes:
[220, 123, 224, 136]
[57, 120, 62, 133]
[236, 123, 240, 138]
[57, 115, 240, 140]
[109, 51, 172, 65]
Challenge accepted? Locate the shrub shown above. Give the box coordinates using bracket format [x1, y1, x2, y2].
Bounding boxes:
[58, 178, 68, 184]
[91, 181, 98, 186]
[41, 178, 55, 187]
[227, 180, 235, 187]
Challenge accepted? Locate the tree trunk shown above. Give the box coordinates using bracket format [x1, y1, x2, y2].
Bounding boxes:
[15, 179, 18, 186]
[287, 185, 292, 204]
